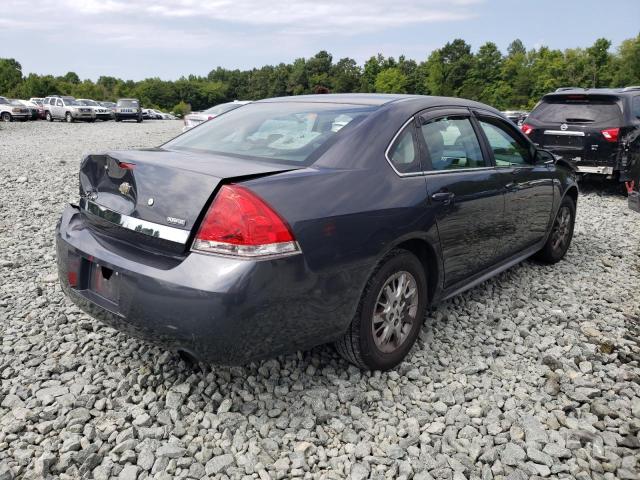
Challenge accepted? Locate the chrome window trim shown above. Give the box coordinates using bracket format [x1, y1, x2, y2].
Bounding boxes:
[80, 198, 190, 244]
[543, 130, 585, 137]
[384, 117, 420, 178]
[385, 116, 497, 178]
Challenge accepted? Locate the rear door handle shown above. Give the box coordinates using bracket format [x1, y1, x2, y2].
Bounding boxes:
[431, 192, 455, 204]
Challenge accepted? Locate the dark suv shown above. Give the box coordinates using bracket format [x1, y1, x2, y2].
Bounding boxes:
[115, 98, 143, 123]
[522, 86, 640, 185]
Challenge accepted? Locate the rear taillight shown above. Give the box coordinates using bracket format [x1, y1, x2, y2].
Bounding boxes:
[192, 184, 300, 258]
[601, 128, 619, 143]
[521, 123, 533, 135]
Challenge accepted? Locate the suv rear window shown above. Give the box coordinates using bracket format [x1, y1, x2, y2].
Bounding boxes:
[529, 96, 622, 125]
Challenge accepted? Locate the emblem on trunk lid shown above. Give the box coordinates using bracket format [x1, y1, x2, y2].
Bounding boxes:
[119, 182, 131, 195]
[167, 216, 186, 226]
[560, 123, 568, 131]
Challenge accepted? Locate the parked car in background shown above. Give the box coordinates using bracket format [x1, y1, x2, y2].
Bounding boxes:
[183, 100, 250, 131]
[18, 100, 41, 120]
[149, 109, 165, 119]
[522, 86, 640, 185]
[161, 112, 177, 120]
[502, 110, 528, 125]
[0, 98, 30, 122]
[56, 94, 577, 370]
[29, 97, 45, 106]
[76, 99, 113, 121]
[99, 101, 117, 112]
[44, 96, 96, 122]
[115, 98, 142, 122]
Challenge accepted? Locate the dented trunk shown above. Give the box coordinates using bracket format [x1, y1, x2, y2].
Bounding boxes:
[78, 148, 299, 252]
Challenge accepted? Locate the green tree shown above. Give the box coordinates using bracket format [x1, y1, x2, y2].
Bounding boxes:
[0, 58, 22, 95]
[374, 68, 408, 93]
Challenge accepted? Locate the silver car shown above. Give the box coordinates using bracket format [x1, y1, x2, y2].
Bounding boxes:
[76, 99, 113, 121]
[44, 96, 96, 123]
[182, 101, 250, 131]
[0, 97, 30, 122]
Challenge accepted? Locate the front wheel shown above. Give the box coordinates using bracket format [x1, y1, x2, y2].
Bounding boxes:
[1, 112, 11, 122]
[65, 112, 73, 123]
[335, 249, 427, 370]
[535, 195, 576, 264]
[136, 117, 143, 123]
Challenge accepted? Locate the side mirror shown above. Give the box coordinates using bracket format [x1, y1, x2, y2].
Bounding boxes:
[535, 148, 556, 165]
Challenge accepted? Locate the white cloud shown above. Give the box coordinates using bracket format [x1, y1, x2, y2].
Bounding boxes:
[4, 0, 481, 37]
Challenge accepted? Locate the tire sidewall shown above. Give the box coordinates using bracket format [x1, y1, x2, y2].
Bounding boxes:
[1, 112, 11, 122]
[66, 112, 73, 123]
[358, 252, 427, 370]
[46, 112, 52, 122]
[549, 196, 576, 262]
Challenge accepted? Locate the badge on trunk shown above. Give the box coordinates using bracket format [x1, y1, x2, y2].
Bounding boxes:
[119, 182, 131, 195]
[167, 216, 186, 226]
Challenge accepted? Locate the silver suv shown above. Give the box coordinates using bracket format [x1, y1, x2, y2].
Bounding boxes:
[43, 96, 96, 123]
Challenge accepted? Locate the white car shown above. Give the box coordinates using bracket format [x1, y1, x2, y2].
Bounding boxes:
[183, 100, 250, 131]
[76, 99, 113, 121]
[0, 97, 30, 122]
[43, 96, 96, 123]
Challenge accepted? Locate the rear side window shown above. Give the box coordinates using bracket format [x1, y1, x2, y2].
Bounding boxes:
[529, 97, 622, 125]
[478, 119, 531, 166]
[633, 97, 640, 119]
[419, 117, 485, 171]
[387, 126, 420, 174]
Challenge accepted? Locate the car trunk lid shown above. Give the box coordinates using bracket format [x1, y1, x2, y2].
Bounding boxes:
[78, 148, 300, 252]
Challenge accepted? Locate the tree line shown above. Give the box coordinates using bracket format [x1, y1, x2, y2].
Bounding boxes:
[1, 35, 638, 116]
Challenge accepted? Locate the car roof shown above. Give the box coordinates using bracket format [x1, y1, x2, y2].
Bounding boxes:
[252, 93, 503, 114]
[544, 87, 640, 98]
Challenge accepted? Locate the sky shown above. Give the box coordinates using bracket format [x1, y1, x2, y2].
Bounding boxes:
[1, 0, 639, 81]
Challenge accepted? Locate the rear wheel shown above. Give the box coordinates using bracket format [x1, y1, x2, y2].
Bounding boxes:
[46, 111, 53, 122]
[1, 112, 11, 122]
[137, 116, 143, 123]
[335, 249, 427, 370]
[535, 195, 576, 263]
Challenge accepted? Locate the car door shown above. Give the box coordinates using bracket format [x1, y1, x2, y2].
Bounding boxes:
[55, 98, 64, 118]
[417, 108, 506, 287]
[474, 112, 554, 258]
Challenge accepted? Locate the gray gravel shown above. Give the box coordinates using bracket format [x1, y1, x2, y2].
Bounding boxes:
[1, 120, 639, 479]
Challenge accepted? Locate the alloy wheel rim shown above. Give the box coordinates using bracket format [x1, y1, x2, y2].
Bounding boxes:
[551, 206, 571, 251]
[372, 271, 419, 353]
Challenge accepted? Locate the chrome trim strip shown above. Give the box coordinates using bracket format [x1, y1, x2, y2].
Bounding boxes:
[80, 198, 190, 244]
[544, 130, 585, 137]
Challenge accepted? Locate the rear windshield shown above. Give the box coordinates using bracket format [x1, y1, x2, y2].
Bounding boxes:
[164, 102, 375, 165]
[117, 99, 139, 107]
[203, 102, 244, 116]
[529, 97, 622, 125]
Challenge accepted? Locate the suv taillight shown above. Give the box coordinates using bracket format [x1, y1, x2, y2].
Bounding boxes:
[521, 123, 533, 135]
[601, 128, 619, 143]
[192, 184, 300, 257]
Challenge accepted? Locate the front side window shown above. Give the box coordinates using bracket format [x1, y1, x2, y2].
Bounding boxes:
[419, 116, 485, 171]
[165, 102, 375, 165]
[387, 126, 420, 173]
[56, 99, 63, 107]
[478, 119, 531, 166]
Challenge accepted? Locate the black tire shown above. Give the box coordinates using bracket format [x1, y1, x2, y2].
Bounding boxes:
[335, 249, 427, 370]
[115, 116, 121, 122]
[534, 195, 576, 264]
[136, 117, 143, 123]
[65, 112, 73, 123]
[1, 112, 11, 122]
[46, 111, 53, 122]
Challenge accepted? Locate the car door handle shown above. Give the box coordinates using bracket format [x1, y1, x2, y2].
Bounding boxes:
[431, 192, 455, 204]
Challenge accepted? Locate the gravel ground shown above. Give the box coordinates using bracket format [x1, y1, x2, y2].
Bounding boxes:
[1, 120, 639, 480]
